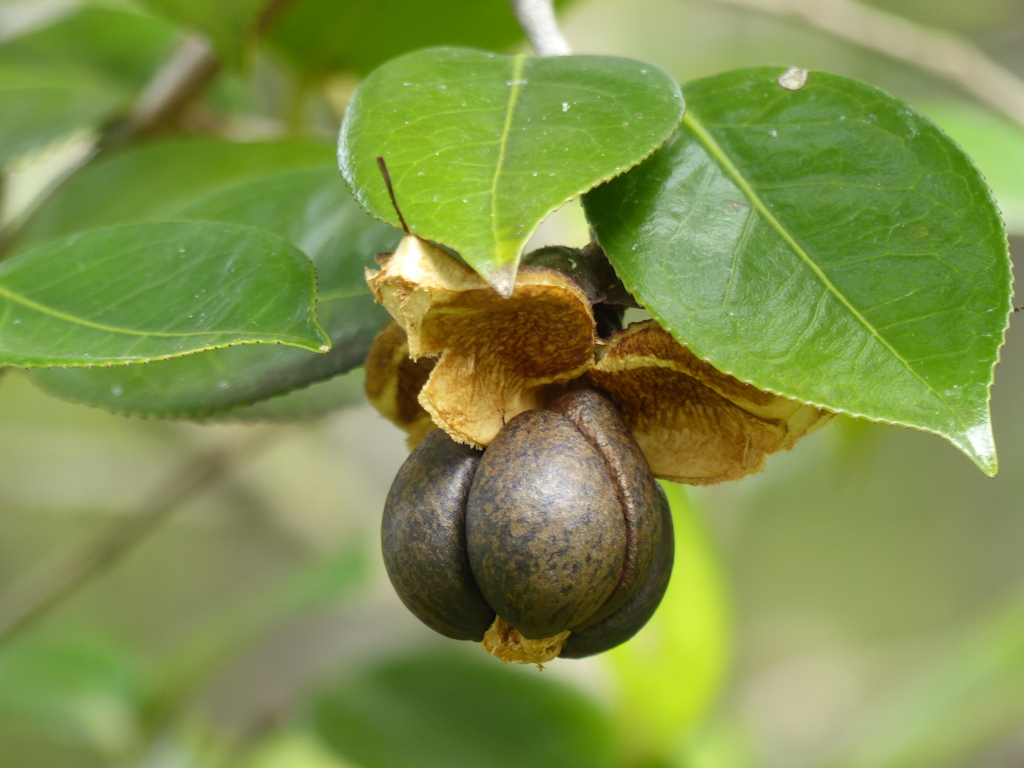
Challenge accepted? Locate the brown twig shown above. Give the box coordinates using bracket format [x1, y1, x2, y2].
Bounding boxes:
[0, 31, 222, 256]
[256, 0, 298, 33]
[0, 434, 275, 645]
[510, 0, 572, 56]
[707, 0, 1024, 128]
[102, 33, 220, 148]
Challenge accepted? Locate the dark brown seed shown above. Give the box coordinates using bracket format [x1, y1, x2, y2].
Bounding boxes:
[381, 429, 495, 641]
[560, 484, 674, 658]
[548, 389, 664, 631]
[466, 410, 626, 639]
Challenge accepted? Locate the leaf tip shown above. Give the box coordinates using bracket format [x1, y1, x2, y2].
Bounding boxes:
[309, 322, 332, 353]
[953, 421, 998, 477]
[488, 265, 518, 299]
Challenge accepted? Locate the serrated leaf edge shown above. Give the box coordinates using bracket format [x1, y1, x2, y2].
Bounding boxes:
[676, 77, 1012, 473]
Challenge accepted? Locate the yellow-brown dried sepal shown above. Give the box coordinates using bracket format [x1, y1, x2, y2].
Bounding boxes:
[364, 320, 436, 448]
[584, 321, 831, 484]
[482, 616, 569, 666]
[367, 235, 596, 448]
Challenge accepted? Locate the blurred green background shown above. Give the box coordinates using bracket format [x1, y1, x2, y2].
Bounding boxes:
[1, 0, 1023, 766]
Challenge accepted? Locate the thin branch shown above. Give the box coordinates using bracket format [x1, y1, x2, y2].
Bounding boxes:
[0, 434, 275, 646]
[256, 0, 298, 34]
[511, 0, 572, 56]
[707, 0, 1024, 129]
[0, 32, 221, 257]
[103, 33, 220, 147]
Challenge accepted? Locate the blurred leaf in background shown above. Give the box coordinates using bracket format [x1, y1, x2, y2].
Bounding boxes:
[135, 0, 265, 66]
[829, 591, 1024, 768]
[0, 633, 144, 767]
[312, 651, 618, 768]
[267, 0, 577, 77]
[0, 64, 122, 168]
[0, 5, 176, 170]
[606, 482, 731, 766]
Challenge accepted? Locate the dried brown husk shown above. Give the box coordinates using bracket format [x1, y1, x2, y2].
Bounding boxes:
[583, 321, 831, 484]
[364, 320, 436, 448]
[481, 615, 569, 666]
[365, 238, 829, 482]
[366, 236, 596, 448]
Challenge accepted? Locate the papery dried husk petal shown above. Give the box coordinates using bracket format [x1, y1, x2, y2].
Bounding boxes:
[367, 236, 596, 447]
[482, 615, 569, 666]
[583, 321, 831, 484]
[364, 320, 436, 448]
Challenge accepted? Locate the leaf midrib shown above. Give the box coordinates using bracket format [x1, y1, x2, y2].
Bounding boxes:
[680, 111, 966, 431]
[0, 281, 289, 340]
[488, 54, 526, 255]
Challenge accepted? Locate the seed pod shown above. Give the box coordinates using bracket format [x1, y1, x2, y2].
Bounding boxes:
[380, 390, 673, 660]
[465, 408, 627, 639]
[381, 430, 494, 641]
[546, 389, 665, 632]
[560, 483, 674, 657]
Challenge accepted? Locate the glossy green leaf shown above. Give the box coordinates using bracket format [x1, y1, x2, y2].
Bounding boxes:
[606, 482, 731, 763]
[30, 167, 397, 416]
[585, 68, 1012, 475]
[210, 367, 367, 422]
[135, 0, 265, 66]
[312, 652, 616, 768]
[20, 138, 333, 249]
[267, 0, 575, 77]
[922, 100, 1024, 236]
[0, 64, 124, 168]
[340, 47, 684, 295]
[0, 221, 328, 367]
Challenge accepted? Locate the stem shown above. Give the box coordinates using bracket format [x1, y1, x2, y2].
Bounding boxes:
[709, 0, 1024, 129]
[0, 33, 221, 257]
[510, 0, 572, 56]
[0, 435, 274, 646]
[256, 0, 297, 33]
[103, 33, 220, 148]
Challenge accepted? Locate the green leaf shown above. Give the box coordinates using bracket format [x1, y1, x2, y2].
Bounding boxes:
[210, 367, 367, 422]
[149, 545, 368, 718]
[340, 47, 684, 295]
[29, 168, 397, 416]
[0, 221, 328, 367]
[267, 0, 576, 77]
[0, 64, 124, 168]
[0, 6, 177, 92]
[0, 5, 176, 169]
[585, 67, 1012, 475]
[135, 0, 265, 66]
[831, 593, 1024, 768]
[243, 731, 358, 768]
[20, 138, 333, 249]
[312, 652, 617, 768]
[0, 633, 142, 755]
[921, 100, 1024, 236]
[606, 482, 731, 764]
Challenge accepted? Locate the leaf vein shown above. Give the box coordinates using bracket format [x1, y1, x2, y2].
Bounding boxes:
[489, 54, 526, 256]
[681, 111, 966, 429]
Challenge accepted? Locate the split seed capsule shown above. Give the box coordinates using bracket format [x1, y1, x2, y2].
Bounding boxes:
[381, 389, 673, 660]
